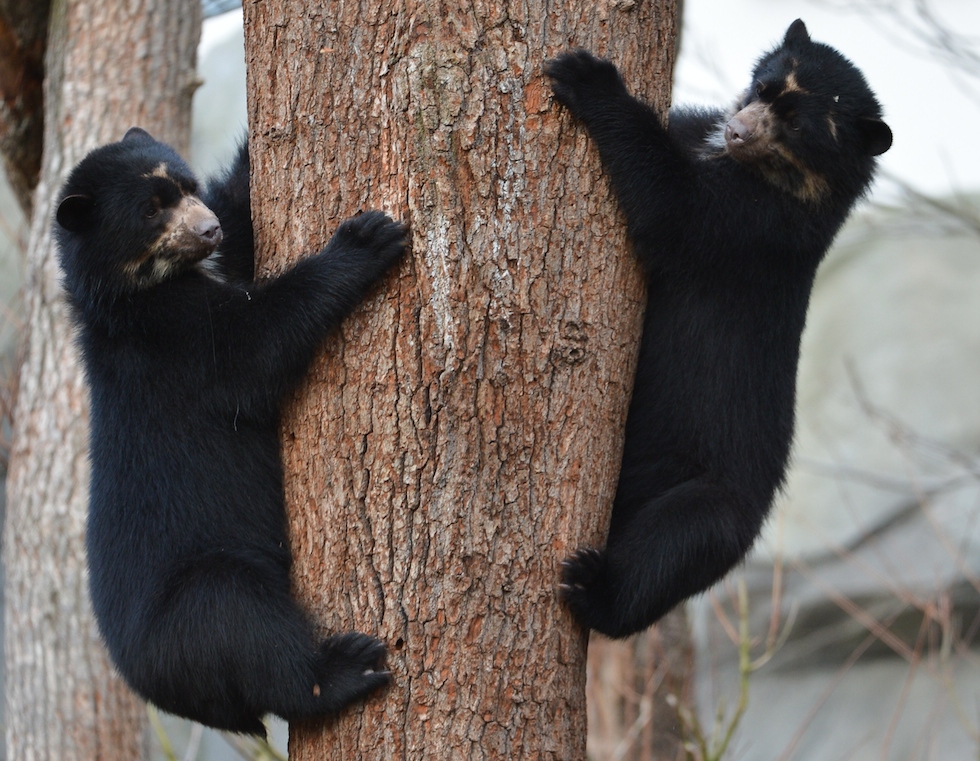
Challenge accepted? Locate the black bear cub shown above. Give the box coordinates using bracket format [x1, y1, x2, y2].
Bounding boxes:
[547, 20, 891, 638]
[56, 127, 407, 733]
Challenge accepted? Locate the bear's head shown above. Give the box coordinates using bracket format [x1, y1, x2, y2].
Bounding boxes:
[56, 128, 222, 302]
[721, 20, 892, 203]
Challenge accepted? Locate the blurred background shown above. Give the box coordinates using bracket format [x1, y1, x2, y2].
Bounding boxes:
[1, 0, 978, 759]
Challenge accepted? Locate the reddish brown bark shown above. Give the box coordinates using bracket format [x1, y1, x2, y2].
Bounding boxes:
[243, 1, 678, 757]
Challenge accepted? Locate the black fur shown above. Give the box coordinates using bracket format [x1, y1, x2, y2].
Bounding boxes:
[55, 127, 407, 733]
[546, 20, 891, 638]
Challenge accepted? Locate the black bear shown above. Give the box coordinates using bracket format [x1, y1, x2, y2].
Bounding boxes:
[56, 127, 407, 733]
[546, 20, 891, 638]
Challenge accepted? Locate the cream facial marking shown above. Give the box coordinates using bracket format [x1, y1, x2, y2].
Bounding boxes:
[119, 192, 222, 289]
[780, 71, 808, 95]
[143, 162, 171, 180]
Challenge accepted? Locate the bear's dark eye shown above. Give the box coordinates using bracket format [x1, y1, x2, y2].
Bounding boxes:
[755, 82, 765, 97]
[144, 199, 160, 218]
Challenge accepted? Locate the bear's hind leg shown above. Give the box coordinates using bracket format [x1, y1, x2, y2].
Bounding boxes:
[135, 552, 388, 732]
[560, 478, 765, 638]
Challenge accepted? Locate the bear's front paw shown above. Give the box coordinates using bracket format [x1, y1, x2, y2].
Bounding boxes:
[330, 210, 409, 275]
[545, 50, 626, 118]
[313, 632, 390, 711]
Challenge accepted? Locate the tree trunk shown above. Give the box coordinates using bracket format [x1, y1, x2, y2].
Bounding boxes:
[3, 1, 200, 758]
[243, 1, 677, 757]
[0, 0, 48, 216]
[586, 609, 694, 761]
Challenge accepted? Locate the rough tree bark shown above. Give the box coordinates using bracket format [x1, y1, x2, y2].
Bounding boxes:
[3, 1, 200, 758]
[243, 1, 677, 758]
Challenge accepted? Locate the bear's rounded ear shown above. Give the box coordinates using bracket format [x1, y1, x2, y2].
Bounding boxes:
[122, 126, 154, 143]
[56, 194, 96, 232]
[783, 19, 811, 48]
[860, 118, 893, 156]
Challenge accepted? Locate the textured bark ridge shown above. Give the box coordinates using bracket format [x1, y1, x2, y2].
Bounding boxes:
[3, 1, 199, 758]
[244, 2, 676, 758]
